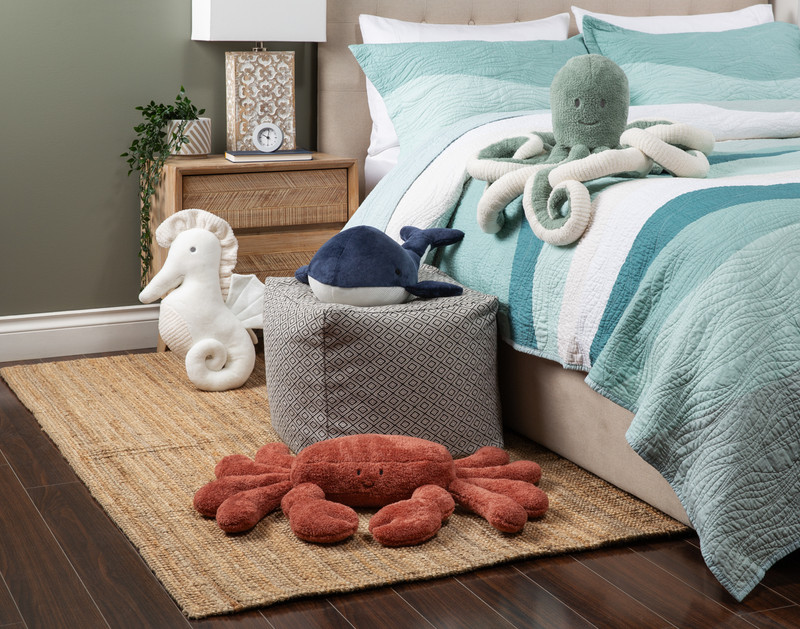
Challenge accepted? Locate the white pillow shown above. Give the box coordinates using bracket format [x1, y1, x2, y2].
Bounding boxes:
[572, 4, 774, 34]
[359, 13, 571, 159]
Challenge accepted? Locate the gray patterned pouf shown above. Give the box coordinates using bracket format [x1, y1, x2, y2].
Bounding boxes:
[262, 265, 501, 457]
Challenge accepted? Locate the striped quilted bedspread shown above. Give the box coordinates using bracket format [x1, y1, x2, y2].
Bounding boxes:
[347, 102, 800, 601]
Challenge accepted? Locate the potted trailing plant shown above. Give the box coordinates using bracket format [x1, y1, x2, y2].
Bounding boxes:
[122, 87, 209, 286]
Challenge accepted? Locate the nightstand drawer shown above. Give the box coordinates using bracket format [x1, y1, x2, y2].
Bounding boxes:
[181, 168, 350, 229]
[149, 153, 358, 285]
[236, 227, 342, 278]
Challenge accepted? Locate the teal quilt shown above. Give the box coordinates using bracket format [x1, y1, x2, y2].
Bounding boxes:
[348, 101, 800, 601]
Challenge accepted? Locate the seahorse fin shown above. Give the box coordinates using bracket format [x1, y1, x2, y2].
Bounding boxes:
[225, 274, 265, 329]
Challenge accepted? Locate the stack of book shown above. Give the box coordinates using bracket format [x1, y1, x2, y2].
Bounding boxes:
[224, 149, 313, 163]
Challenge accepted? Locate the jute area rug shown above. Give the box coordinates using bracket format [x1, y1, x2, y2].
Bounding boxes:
[1, 352, 688, 619]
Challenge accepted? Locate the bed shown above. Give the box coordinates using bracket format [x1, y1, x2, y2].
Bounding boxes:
[316, 0, 800, 603]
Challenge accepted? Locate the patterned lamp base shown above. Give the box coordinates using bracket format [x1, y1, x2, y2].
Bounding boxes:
[225, 50, 296, 151]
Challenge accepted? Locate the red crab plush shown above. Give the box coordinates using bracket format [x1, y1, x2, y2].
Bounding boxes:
[193, 434, 548, 546]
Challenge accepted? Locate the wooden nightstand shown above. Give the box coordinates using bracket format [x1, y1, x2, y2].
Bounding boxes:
[148, 153, 359, 282]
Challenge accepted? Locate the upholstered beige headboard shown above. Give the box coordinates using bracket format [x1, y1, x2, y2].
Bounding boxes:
[318, 0, 782, 199]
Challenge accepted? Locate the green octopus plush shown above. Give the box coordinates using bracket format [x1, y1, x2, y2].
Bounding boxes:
[468, 54, 715, 245]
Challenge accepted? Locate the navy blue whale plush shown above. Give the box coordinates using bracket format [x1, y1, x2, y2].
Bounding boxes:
[295, 225, 465, 306]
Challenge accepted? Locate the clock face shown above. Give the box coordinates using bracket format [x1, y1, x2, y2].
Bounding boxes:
[252, 122, 284, 153]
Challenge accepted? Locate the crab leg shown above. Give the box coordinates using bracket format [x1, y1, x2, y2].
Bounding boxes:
[466, 477, 549, 519]
[456, 460, 541, 484]
[193, 471, 290, 517]
[213, 443, 293, 477]
[448, 479, 528, 533]
[214, 454, 290, 478]
[454, 446, 509, 469]
[255, 442, 295, 468]
[215, 480, 294, 533]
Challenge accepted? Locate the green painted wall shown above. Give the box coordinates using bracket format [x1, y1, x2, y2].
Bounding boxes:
[0, 0, 316, 316]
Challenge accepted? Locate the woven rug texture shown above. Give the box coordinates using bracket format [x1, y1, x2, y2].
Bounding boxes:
[1, 353, 688, 619]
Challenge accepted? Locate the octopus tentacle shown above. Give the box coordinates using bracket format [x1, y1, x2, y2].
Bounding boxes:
[512, 134, 546, 160]
[524, 179, 592, 246]
[621, 126, 711, 178]
[476, 165, 549, 234]
[547, 146, 651, 189]
[639, 122, 715, 155]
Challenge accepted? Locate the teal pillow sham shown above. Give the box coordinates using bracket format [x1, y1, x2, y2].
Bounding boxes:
[350, 37, 588, 152]
[582, 17, 800, 104]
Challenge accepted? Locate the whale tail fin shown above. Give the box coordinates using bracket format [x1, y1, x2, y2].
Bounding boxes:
[399, 226, 464, 264]
[406, 280, 463, 298]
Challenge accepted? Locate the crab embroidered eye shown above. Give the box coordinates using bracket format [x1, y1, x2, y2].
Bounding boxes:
[356, 469, 361, 476]
[379, 469, 383, 475]
[600, 98, 606, 108]
[189, 246, 196, 253]
[574, 98, 580, 108]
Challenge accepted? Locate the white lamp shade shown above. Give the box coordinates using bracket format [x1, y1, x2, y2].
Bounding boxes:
[192, 0, 326, 42]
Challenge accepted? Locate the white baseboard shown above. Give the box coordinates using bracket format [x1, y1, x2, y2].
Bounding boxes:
[0, 305, 160, 362]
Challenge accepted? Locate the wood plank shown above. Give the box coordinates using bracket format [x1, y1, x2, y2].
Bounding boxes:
[759, 549, 800, 605]
[191, 609, 272, 628]
[457, 564, 596, 629]
[262, 598, 355, 629]
[0, 379, 77, 488]
[575, 547, 755, 628]
[27, 481, 190, 629]
[0, 465, 24, 627]
[740, 605, 800, 628]
[517, 554, 673, 628]
[393, 576, 514, 629]
[635, 539, 794, 613]
[0, 466, 108, 628]
[330, 588, 434, 629]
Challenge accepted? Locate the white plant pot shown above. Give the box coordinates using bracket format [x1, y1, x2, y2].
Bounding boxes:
[167, 117, 212, 156]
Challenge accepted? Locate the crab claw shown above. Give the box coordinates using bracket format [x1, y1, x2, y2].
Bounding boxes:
[281, 483, 359, 544]
[369, 485, 455, 547]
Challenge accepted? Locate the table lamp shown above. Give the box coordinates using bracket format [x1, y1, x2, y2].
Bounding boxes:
[191, 0, 327, 152]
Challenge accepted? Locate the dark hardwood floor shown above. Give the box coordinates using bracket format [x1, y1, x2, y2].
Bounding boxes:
[1, 350, 798, 629]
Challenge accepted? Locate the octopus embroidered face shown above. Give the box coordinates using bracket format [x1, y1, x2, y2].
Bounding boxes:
[550, 54, 629, 150]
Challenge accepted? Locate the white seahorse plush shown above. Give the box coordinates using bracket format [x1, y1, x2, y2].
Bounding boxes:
[139, 209, 264, 391]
